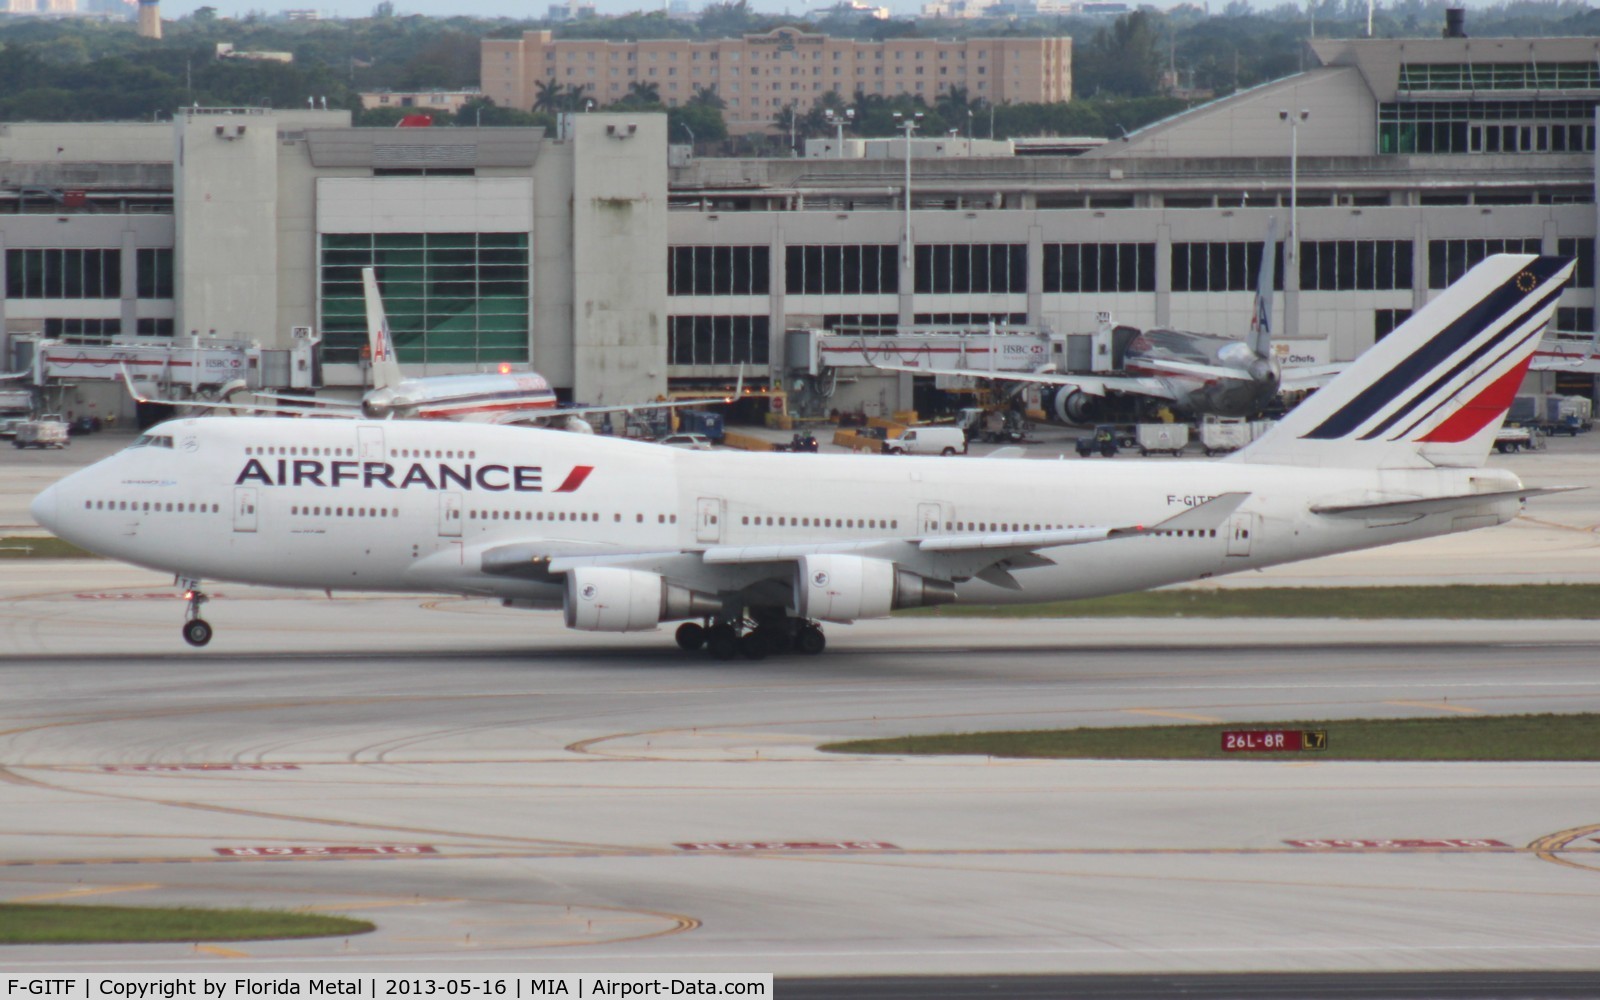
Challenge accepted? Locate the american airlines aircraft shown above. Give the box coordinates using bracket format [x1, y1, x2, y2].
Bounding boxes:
[32, 255, 1573, 658]
[869, 219, 1331, 422]
[142, 268, 734, 430]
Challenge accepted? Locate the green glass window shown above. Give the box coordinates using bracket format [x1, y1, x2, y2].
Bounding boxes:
[318, 232, 530, 365]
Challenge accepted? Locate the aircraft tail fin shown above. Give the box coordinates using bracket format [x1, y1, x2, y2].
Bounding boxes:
[362, 267, 404, 392]
[1248, 216, 1278, 360]
[1233, 254, 1574, 470]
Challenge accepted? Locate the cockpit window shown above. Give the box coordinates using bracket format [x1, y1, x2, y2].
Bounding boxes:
[130, 434, 174, 449]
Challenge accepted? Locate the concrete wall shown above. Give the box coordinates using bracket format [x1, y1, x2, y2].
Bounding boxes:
[568, 114, 668, 405]
[173, 110, 279, 341]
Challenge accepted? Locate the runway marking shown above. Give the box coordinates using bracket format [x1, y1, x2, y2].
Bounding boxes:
[214, 845, 438, 858]
[1530, 823, 1600, 876]
[1383, 699, 1482, 714]
[193, 945, 249, 959]
[7, 882, 160, 903]
[1123, 709, 1225, 723]
[293, 899, 434, 912]
[7, 841, 1599, 870]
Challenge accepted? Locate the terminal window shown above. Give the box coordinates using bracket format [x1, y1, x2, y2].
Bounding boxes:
[1298, 240, 1412, 291]
[1171, 242, 1285, 293]
[785, 244, 898, 295]
[1557, 238, 1594, 288]
[137, 248, 174, 299]
[668, 245, 770, 295]
[1378, 99, 1597, 154]
[1044, 243, 1156, 293]
[5, 248, 121, 299]
[668, 315, 769, 365]
[913, 243, 1026, 294]
[319, 232, 529, 365]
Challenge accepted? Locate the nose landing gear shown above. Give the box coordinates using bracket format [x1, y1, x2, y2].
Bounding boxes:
[180, 579, 212, 647]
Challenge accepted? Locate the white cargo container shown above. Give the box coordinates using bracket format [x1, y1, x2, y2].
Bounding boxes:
[1136, 423, 1189, 456]
[1199, 417, 1251, 456]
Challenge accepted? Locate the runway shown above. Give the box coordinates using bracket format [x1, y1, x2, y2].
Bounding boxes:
[2, 561, 1600, 977]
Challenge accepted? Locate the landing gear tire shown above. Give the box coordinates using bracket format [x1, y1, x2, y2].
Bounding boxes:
[182, 618, 213, 647]
[739, 631, 769, 660]
[794, 624, 826, 656]
[675, 622, 707, 652]
[706, 625, 739, 661]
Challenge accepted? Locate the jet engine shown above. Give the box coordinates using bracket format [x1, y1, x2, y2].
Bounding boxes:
[1042, 386, 1102, 425]
[563, 567, 721, 632]
[794, 555, 956, 623]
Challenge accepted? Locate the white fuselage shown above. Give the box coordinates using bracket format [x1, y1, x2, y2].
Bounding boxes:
[34, 417, 1524, 611]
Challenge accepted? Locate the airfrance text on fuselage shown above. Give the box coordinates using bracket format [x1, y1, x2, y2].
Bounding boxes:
[235, 459, 543, 492]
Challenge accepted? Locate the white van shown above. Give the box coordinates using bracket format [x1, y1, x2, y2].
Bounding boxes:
[883, 427, 968, 456]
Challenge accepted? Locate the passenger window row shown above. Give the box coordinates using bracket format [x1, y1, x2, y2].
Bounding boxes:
[247, 445, 355, 457]
[85, 499, 219, 513]
[741, 515, 900, 530]
[468, 510, 680, 524]
[291, 505, 400, 518]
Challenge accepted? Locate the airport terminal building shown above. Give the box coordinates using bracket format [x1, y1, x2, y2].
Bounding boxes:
[0, 31, 1594, 420]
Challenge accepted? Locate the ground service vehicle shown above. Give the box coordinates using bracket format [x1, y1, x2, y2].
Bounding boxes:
[885, 427, 967, 456]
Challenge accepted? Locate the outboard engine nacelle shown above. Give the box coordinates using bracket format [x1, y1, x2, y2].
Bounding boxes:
[564, 567, 720, 632]
[1042, 386, 1102, 425]
[794, 555, 957, 624]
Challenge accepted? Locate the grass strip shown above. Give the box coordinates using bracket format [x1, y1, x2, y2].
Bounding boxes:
[0, 535, 95, 559]
[896, 584, 1600, 620]
[821, 713, 1600, 761]
[0, 903, 374, 944]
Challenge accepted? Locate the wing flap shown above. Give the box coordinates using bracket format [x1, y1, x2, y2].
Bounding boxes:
[1311, 486, 1581, 518]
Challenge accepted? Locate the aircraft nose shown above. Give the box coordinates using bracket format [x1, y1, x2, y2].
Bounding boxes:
[30, 483, 60, 534]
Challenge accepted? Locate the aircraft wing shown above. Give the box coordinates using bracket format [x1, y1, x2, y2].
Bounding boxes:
[1530, 333, 1598, 371]
[523, 493, 1251, 592]
[1279, 364, 1345, 393]
[865, 358, 1179, 402]
[120, 366, 359, 419]
[1310, 486, 1582, 519]
[253, 390, 365, 410]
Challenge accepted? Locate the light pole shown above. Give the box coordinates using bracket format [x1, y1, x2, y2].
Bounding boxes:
[822, 107, 854, 159]
[893, 111, 923, 280]
[1279, 108, 1309, 337]
[680, 119, 695, 150]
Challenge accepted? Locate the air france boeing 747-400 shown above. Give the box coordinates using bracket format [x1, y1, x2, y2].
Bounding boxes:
[33, 255, 1575, 658]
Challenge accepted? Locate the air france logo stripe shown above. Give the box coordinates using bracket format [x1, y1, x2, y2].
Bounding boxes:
[1360, 282, 1564, 441]
[1304, 258, 1567, 441]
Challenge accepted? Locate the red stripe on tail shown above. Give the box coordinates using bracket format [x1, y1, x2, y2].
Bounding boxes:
[1417, 357, 1532, 444]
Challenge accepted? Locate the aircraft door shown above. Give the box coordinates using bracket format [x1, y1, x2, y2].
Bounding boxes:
[917, 502, 946, 534]
[358, 426, 386, 461]
[1226, 512, 1258, 557]
[696, 497, 723, 544]
[233, 487, 258, 533]
[439, 492, 463, 537]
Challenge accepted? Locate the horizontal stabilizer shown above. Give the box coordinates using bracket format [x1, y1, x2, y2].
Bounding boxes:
[1311, 486, 1581, 519]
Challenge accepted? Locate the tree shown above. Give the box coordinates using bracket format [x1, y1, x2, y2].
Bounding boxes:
[688, 84, 724, 109]
[561, 83, 592, 112]
[669, 102, 727, 145]
[620, 79, 661, 106]
[1077, 11, 1164, 98]
[533, 76, 563, 112]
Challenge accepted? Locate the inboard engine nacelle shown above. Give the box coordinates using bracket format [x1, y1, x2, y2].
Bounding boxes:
[564, 567, 721, 632]
[794, 554, 956, 623]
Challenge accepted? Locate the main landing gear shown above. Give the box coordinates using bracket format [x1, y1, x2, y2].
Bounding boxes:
[675, 616, 826, 660]
[179, 578, 213, 647]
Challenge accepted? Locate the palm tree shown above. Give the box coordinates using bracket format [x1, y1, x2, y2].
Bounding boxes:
[533, 77, 563, 113]
[625, 80, 662, 105]
[688, 84, 724, 110]
[561, 84, 592, 112]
